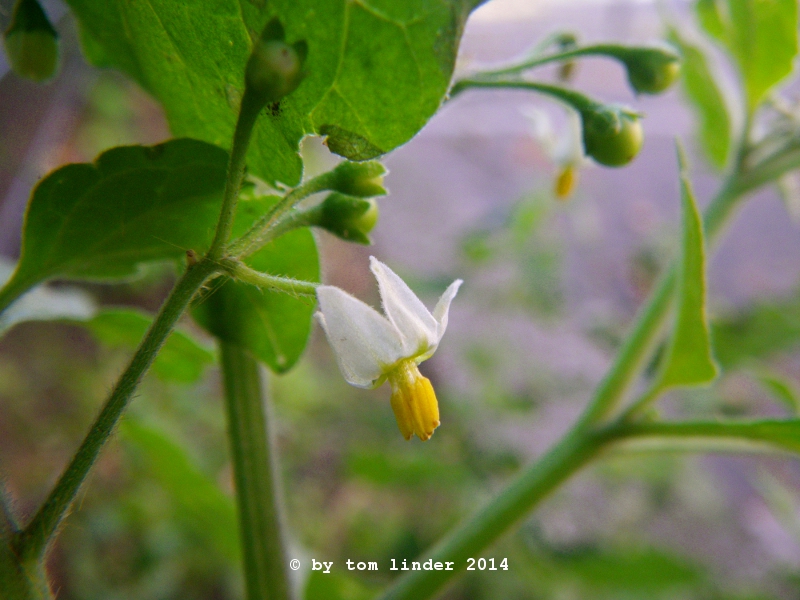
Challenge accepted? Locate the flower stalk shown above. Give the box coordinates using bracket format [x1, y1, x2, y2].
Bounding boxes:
[225, 259, 319, 296]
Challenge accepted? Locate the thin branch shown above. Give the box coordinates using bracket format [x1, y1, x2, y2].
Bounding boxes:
[13, 260, 219, 562]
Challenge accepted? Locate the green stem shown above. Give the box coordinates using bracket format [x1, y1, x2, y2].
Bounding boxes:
[475, 43, 645, 78]
[0, 543, 51, 600]
[12, 259, 219, 562]
[735, 144, 800, 196]
[450, 79, 600, 113]
[0, 482, 16, 534]
[618, 382, 665, 423]
[220, 343, 294, 600]
[377, 413, 799, 600]
[3, 509, 46, 599]
[377, 429, 603, 600]
[377, 120, 792, 600]
[608, 419, 800, 454]
[224, 259, 319, 296]
[577, 268, 675, 426]
[208, 87, 265, 259]
[229, 174, 333, 259]
[579, 174, 742, 426]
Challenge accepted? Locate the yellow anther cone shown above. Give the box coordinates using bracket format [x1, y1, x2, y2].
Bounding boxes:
[388, 360, 440, 441]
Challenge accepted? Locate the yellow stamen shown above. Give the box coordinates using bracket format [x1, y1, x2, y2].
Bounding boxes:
[387, 359, 440, 441]
[554, 165, 578, 200]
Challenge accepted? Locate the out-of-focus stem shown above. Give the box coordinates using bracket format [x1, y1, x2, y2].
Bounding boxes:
[220, 343, 294, 600]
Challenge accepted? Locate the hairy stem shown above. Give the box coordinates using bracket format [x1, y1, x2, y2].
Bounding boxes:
[224, 259, 318, 296]
[220, 343, 294, 600]
[229, 174, 332, 259]
[13, 259, 219, 562]
[208, 87, 265, 259]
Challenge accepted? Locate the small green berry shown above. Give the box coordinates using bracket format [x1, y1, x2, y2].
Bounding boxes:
[623, 45, 681, 95]
[581, 104, 643, 167]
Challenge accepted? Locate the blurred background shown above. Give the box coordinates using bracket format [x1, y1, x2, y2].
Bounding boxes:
[1, 0, 800, 598]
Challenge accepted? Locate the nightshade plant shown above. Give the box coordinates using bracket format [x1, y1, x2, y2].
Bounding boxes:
[0, 0, 799, 599]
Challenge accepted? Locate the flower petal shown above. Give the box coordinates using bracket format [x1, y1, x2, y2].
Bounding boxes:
[369, 257, 438, 356]
[316, 285, 405, 388]
[432, 279, 463, 339]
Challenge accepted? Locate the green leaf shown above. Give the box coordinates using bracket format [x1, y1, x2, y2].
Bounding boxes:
[668, 28, 731, 168]
[712, 297, 800, 368]
[615, 419, 800, 455]
[81, 308, 215, 383]
[656, 146, 719, 390]
[695, 0, 799, 109]
[120, 418, 240, 564]
[2, 139, 227, 300]
[695, 0, 727, 42]
[65, 0, 480, 187]
[192, 195, 319, 373]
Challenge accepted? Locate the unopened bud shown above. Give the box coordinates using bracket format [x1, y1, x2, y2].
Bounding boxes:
[245, 18, 307, 104]
[622, 44, 681, 95]
[318, 193, 379, 244]
[3, 0, 58, 82]
[329, 161, 387, 197]
[581, 104, 643, 167]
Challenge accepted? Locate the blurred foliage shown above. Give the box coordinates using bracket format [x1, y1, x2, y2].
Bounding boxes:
[712, 294, 800, 369]
[78, 308, 215, 384]
[668, 26, 732, 169]
[458, 190, 564, 317]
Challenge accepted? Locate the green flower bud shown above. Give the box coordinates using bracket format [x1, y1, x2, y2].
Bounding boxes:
[621, 44, 681, 95]
[329, 161, 387, 197]
[581, 104, 643, 167]
[319, 193, 379, 244]
[3, 0, 58, 82]
[245, 18, 307, 104]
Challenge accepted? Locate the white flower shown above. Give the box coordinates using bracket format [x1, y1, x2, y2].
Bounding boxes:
[316, 256, 462, 441]
[522, 106, 586, 199]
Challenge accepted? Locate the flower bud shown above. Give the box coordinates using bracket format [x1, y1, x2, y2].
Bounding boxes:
[3, 0, 58, 82]
[622, 44, 681, 95]
[581, 104, 643, 167]
[318, 193, 379, 244]
[329, 160, 387, 197]
[245, 18, 307, 104]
